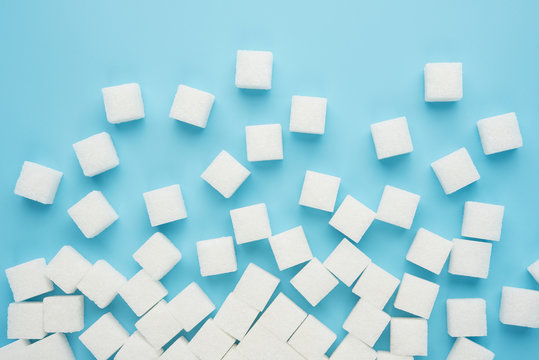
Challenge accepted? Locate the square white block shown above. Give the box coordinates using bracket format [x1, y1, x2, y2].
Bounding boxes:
[528, 259, 539, 284]
[73, 132, 119, 177]
[390, 317, 428, 356]
[79, 313, 129, 360]
[269, 226, 313, 271]
[197, 236, 237, 276]
[291, 258, 338, 307]
[215, 293, 259, 340]
[188, 319, 235, 360]
[477, 112, 523, 155]
[343, 298, 390, 347]
[499, 286, 539, 328]
[14, 161, 63, 204]
[370, 117, 413, 160]
[159, 337, 198, 360]
[431, 148, 480, 195]
[352, 262, 400, 309]
[223, 345, 247, 360]
[461, 201, 504, 241]
[135, 300, 182, 349]
[118, 270, 168, 316]
[394, 273, 440, 319]
[67, 190, 119, 238]
[46, 246, 92, 294]
[288, 314, 336, 359]
[299, 170, 341, 212]
[245, 124, 283, 161]
[230, 203, 271, 244]
[43, 295, 84, 333]
[447, 298, 487, 337]
[235, 50, 273, 90]
[168, 282, 216, 332]
[115, 331, 163, 360]
[143, 184, 187, 227]
[330, 334, 377, 360]
[237, 323, 304, 360]
[102, 83, 144, 124]
[169, 84, 215, 128]
[201, 150, 251, 198]
[133, 232, 181, 280]
[329, 195, 376, 242]
[77, 260, 127, 309]
[424, 62, 462, 102]
[257, 292, 307, 342]
[449, 239, 492, 279]
[289, 95, 328, 135]
[5, 258, 53, 302]
[447, 337, 495, 360]
[233, 263, 279, 311]
[376, 351, 413, 360]
[376, 185, 420, 229]
[25, 333, 75, 360]
[406, 228, 453, 275]
[7, 302, 46, 340]
[0, 339, 30, 359]
[324, 238, 371, 287]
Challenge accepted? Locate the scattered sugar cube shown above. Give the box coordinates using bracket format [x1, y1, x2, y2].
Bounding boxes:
[343, 298, 390, 347]
[390, 317, 428, 356]
[257, 292, 307, 342]
[169, 84, 215, 128]
[233, 263, 279, 311]
[167, 282, 216, 332]
[376, 351, 413, 360]
[46, 246, 92, 294]
[5, 258, 53, 302]
[43, 295, 84, 333]
[159, 337, 198, 360]
[446, 298, 487, 337]
[0, 339, 29, 359]
[424, 62, 462, 102]
[215, 293, 259, 340]
[102, 83, 144, 124]
[73, 132, 119, 177]
[499, 286, 539, 328]
[77, 260, 127, 309]
[406, 228, 453, 275]
[461, 201, 504, 241]
[79, 313, 129, 360]
[323, 238, 371, 286]
[449, 239, 492, 279]
[376, 185, 420, 229]
[289, 95, 328, 134]
[370, 117, 413, 160]
[14, 161, 63, 204]
[290, 258, 339, 306]
[115, 331, 163, 360]
[269, 226, 313, 270]
[235, 50, 273, 90]
[118, 270, 168, 316]
[237, 323, 304, 360]
[197, 236, 237, 276]
[477, 112, 523, 155]
[299, 170, 341, 212]
[245, 124, 283, 161]
[329, 195, 376, 242]
[394, 273, 440, 319]
[67, 190, 119, 238]
[329, 334, 377, 360]
[528, 259, 539, 284]
[25, 333, 75, 360]
[288, 314, 337, 359]
[7, 302, 46, 340]
[201, 150, 250, 198]
[135, 300, 182, 349]
[143, 184, 187, 227]
[431, 148, 480, 195]
[352, 262, 400, 309]
[230, 203, 271, 244]
[223, 345, 248, 360]
[188, 319, 235, 360]
[132, 232, 182, 280]
[447, 337, 494, 360]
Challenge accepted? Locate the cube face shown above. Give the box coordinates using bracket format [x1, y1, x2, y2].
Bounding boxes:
[352, 262, 400, 309]
[201, 150, 251, 198]
[431, 148, 480, 195]
[405, 228, 453, 275]
[299, 170, 341, 212]
[118, 270, 168, 316]
[477, 112, 523, 155]
[528, 259, 539, 284]
[329, 195, 376, 242]
[424, 62, 462, 102]
[256, 293, 307, 342]
[223, 346, 247, 360]
[167, 282, 216, 332]
[447, 337, 495, 360]
[230, 203, 271, 244]
[290, 258, 339, 307]
[7, 302, 46, 340]
[79, 313, 129, 360]
[160, 337, 198, 360]
[376, 351, 414, 360]
[77, 260, 127, 309]
[197, 236, 237, 277]
[132, 232, 182, 280]
[245, 124, 283, 161]
[73, 132, 119, 177]
[375, 185, 420, 229]
[289, 95, 328, 134]
[67, 191, 119, 238]
[143, 184, 188, 227]
[237, 323, 304, 360]
[233, 263, 279, 311]
[323, 238, 371, 287]
[102, 83, 144, 124]
[446, 298, 487, 337]
[0, 339, 30, 359]
[394, 273, 440, 319]
[43, 295, 84, 333]
[343, 298, 390, 347]
[169, 84, 215, 128]
[499, 286, 539, 328]
[288, 314, 337, 359]
[371, 117, 413, 160]
[390, 317, 428, 356]
[235, 50, 273, 90]
[461, 201, 504, 241]
[188, 319, 235, 360]
[25, 333, 75, 360]
[46, 246, 92, 294]
[5, 258, 53, 302]
[449, 239, 492, 279]
[135, 300, 182, 349]
[330, 334, 377, 360]
[268, 226, 313, 271]
[115, 331, 163, 360]
[14, 161, 63, 204]
[215, 293, 259, 340]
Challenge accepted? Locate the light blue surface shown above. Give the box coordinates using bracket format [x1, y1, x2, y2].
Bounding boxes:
[1, 1, 538, 358]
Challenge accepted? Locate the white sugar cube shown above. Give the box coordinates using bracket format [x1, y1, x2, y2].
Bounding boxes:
[477, 112, 523, 155]
[352, 262, 400, 309]
[424, 62, 462, 102]
[169, 84, 215, 128]
[233, 263, 279, 311]
[168, 282, 216, 332]
[288, 314, 337, 359]
[159, 337, 197, 360]
[67, 190, 119, 238]
[77, 260, 127, 309]
[5, 258, 53, 302]
[143, 184, 187, 227]
[118, 270, 168, 316]
[0, 339, 29, 359]
[235, 50, 273, 90]
[289, 95, 328, 134]
[245, 124, 283, 161]
[26, 333, 75, 360]
[188, 319, 235, 360]
[376, 351, 413, 360]
[323, 238, 371, 286]
[461, 201, 504, 241]
[73, 132, 119, 177]
[329, 334, 377, 360]
[299, 170, 341, 212]
[102, 83, 144, 124]
[447, 298, 487, 337]
[7, 302, 46, 340]
[394, 273, 439, 319]
[499, 286, 539, 328]
[376, 185, 420, 229]
[43, 295, 84, 333]
[197, 236, 237, 276]
[343, 298, 390, 347]
[237, 323, 304, 360]
[135, 300, 182, 349]
[290, 258, 338, 307]
[14, 161, 63, 204]
[406, 228, 453, 275]
[390, 317, 428, 356]
[201, 150, 250, 198]
[269, 226, 313, 270]
[431, 148, 480, 195]
[257, 292, 307, 342]
[115, 331, 163, 360]
[215, 293, 259, 340]
[449, 239, 492, 279]
[528, 259, 539, 284]
[329, 195, 376, 242]
[370, 117, 413, 160]
[46, 246, 92, 294]
[133, 232, 181, 280]
[223, 345, 247, 360]
[230, 203, 271, 244]
[447, 337, 494, 360]
[79, 313, 129, 360]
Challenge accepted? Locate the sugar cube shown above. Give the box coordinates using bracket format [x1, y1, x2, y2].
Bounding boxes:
[449, 239, 492, 279]
[159, 337, 198, 360]
[447, 337, 494, 360]
[528, 259, 539, 284]
[43, 295, 84, 333]
[288, 314, 337, 359]
[235, 50, 273, 90]
[329, 334, 377, 360]
[167, 282, 216, 332]
[299, 170, 341, 212]
[7, 302, 46, 340]
[132, 232, 181, 280]
[14, 161, 63, 204]
[370, 117, 413, 160]
[424, 62, 462, 102]
[135, 300, 182, 349]
[197, 236, 237, 276]
[290, 258, 338, 306]
[223, 345, 247, 360]
[77, 260, 127, 309]
[230, 203, 271, 244]
[352, 262, 400, 309]
[406, 228, 453, 275]
[79, 313, 129, 360]
[102, 83, 144, 124]
[390, 317, 428, 356]
[46, 246, 92, 294]
[0, 339, 29, 360]
[72, 132, 119, 177]
[143, 184, 187, 227]
[343, 298, 390, 347]
[245, 124, 283, 161]
[118, 270, 168, 316]
[477, 112, 523, 155]
[394, 273, 439, 319]
[376, 351, 413, 360]
[233, 263, 279, 311]
[446, 298, 487, 337]
[376, 185, 420, 229]
[329, 195, 376, 242]
[237, 323, 304, 360]
[25, 333, 75, 360]
[323, 238, 370, 286]
[431, 148, 480, 195]
[215, 292, 259, 340]
[169, 84, 215, 128]
[289, 95, 328, 134]
[269, 226, 313, 270]
[188, 319, 235, 360]
[499, 286, 539, 328]
[5, 258, 53, 302]
[115, 331, 163, 360]
[67, 190, 119, 238]
[201, 150, 250, 198]
[256, 292, 307, 342]
[461, 201, 504, 241]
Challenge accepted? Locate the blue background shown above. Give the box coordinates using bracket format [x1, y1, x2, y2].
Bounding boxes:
[1, 1, 538, 358]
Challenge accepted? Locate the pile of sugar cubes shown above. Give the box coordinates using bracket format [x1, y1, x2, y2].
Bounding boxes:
[3, 51, 538, 360]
